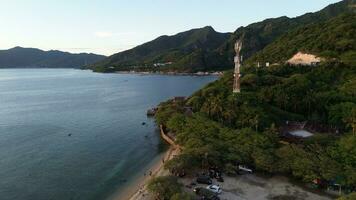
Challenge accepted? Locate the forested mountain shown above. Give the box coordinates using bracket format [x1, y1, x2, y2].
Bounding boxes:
[149, 2, 356, 199]
[246, 13, 356, 66]
[0, 47, 106, 68]
[219, 0, 356, 66]
[92, 26, 231, 72]
[91, 0, 355, 73]
[153, 14, 356, 200]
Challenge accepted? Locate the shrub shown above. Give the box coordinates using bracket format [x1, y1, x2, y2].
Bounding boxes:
[147, 176, 182, 200]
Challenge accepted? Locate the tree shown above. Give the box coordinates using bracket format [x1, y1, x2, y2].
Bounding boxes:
[334, 133, 356, 186]
[170, 192, 194, 200]
[276, 145, 295, 173]
[252, 148, 276, 173]
[337, 193, 356, 200]
[329, 102, 356, 133]
[345, 109, 356, 136]
[147, 176, 182, 200]
[167, 113, 186, 133]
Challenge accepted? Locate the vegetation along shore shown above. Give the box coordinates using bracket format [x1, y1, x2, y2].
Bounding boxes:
[129, 2, 356, 200]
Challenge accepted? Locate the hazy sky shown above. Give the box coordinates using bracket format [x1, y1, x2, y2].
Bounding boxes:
[0, 0, 339, 56]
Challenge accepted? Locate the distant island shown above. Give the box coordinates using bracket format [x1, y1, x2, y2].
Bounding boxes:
[0, 46, 106, 69]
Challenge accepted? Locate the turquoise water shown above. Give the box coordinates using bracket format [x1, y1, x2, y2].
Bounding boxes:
[0, 69, 217, 200]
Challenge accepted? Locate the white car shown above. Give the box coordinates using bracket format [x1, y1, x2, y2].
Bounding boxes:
[206, 185, 222, 194]
[238, 165, 253, 173]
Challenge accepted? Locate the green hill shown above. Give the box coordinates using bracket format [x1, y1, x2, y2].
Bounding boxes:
[153, 12, 356, 197]
[218, 0, 355, 68]
[245, 13, 356, 66]
[92, 26, 231, 72]
[91, 0, 354, 73]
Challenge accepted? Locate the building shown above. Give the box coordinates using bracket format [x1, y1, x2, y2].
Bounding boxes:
[287, 52, 322, 66]
[279, 121, 340, 143]
[153, 62, 173, 67]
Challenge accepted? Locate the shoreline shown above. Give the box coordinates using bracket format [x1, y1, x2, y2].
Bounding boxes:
[110, 146, 180, 200]
[106, 123, 337, 200]
[114, 70, 223, 76]
[109, 126, 181, 200]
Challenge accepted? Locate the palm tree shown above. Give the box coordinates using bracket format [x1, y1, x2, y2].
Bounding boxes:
[304, 89, 315, 118]
[344, 108, 356, 136]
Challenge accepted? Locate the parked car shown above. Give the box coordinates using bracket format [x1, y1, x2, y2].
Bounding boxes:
[196, 175, 212, 185]
[206, 185, 222, 194]
[194, 187, 220, 200]
[238, 165, 253, 173]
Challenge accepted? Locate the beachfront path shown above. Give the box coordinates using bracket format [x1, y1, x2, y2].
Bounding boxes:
[127, 146, 180, 200]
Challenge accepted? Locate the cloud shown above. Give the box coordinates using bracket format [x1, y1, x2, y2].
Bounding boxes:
[94, 31, 113, 38]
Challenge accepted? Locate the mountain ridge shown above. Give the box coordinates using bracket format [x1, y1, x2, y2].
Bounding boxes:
[245, 13, 356, 66]
[92, 26, 231, 72]
[0, 46, 106, 68]
[218, 0, 356, 67]
[91, 0, 354, 73]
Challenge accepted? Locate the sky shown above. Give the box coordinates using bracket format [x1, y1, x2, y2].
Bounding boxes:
[0, 0, 339, 56]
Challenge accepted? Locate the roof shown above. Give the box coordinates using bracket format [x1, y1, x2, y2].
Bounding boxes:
[288, 130, 314, 138]
[287, 52, 322, 65]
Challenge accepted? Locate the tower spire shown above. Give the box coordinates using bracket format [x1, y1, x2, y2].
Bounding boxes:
[233, 40, 242, 93]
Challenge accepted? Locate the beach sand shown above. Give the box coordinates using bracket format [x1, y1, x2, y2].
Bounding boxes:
[110, 146, 181, 200]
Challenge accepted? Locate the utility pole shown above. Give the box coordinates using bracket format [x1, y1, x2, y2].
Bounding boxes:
[233, 40, 242, 93]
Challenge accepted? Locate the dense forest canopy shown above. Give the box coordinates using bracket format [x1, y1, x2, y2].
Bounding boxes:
[246, 14, 356, 66]
[153, 8, 356, 200]
[155, 64, 355, 199]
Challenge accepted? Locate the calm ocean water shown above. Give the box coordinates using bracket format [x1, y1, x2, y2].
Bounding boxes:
[0, 69, 217, 200]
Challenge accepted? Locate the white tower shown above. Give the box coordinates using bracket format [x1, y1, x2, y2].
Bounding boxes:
[233, 40, 242, 93]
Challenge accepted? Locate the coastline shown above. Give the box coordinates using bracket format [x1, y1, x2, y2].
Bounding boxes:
[114, 70, 223, 77]
[109, 126, 181, 200]
[109, 147, 180, 200]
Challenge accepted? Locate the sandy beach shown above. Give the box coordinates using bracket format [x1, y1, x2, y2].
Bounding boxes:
[109, 145, 181, 200]
[107, 124, 181, 200]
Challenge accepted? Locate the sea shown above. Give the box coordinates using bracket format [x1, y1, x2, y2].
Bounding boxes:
[0, 68, 217, 200]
